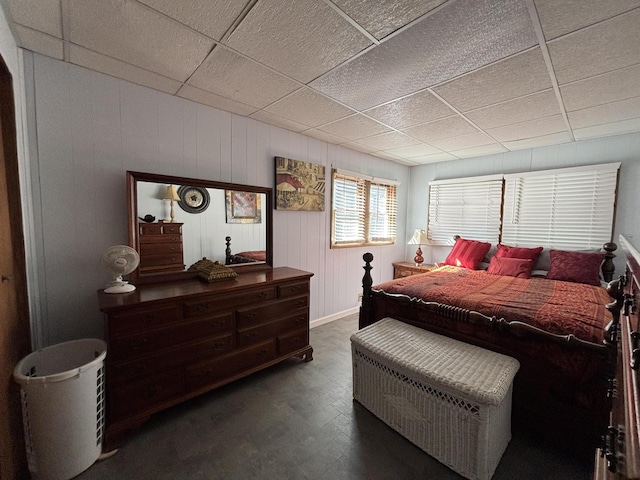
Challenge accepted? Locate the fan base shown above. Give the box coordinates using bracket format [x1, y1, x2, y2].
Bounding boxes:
[104, 282, 136, 294]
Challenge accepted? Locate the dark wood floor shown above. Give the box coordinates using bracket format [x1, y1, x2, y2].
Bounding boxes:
[76, 314, 592, 479]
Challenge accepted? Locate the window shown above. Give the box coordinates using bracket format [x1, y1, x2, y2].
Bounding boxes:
[427, 174, 503, 244]
[501, 163, 620, 249]
[331, 169, 398, 248]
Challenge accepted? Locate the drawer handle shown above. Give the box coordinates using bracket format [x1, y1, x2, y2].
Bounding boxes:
[142, 314, 155, 324]
[245, 312, 256, 320]
[257, 349, 269, 356]
[210, 320, 225, 328]
[290, 285, 301, 293]
[197, 304, 210, 312]
[245, 332, 258, 339]
[211, 342, 226, 352]
[401, 271, 409, 277]
[288, 336, 300, 344]
[295, 316, 305, 324]
[258, 292, 269, 300]
[296, 299, 306, 307]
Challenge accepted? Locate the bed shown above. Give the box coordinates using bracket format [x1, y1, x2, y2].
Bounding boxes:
[224, 235, 266, 265]
[359, 237, 623, 458]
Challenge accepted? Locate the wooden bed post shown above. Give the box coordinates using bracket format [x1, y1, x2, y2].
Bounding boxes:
[602, 242, 617, 283]
[604, 276, 624, 405]
[359, 253, 374, 330]
[225, 236, 232, 265]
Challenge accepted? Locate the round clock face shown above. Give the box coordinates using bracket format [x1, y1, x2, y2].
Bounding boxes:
[177, 186, 210, 214]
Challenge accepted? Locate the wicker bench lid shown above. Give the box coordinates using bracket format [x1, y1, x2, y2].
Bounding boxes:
[351, 317, 520, 406]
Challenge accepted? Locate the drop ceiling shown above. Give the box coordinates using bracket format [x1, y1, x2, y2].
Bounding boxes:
[4, 0, 640, 165]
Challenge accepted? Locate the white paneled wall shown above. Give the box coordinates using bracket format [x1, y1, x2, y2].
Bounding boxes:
[25, 52, 409, 347]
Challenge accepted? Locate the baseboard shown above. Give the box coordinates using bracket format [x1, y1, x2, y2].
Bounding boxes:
[310, 306, 359, 329]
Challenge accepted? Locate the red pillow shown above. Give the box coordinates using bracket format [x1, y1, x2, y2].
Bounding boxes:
[487, 257, 533, 278]
[495, 244, 543, 263]
[444, 238, 491, 270]
[546, 250, 604, 286]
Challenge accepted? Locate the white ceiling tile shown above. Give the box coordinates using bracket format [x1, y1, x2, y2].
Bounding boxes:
[548, 9, 640, 84]
[340, 141, 378, 154]
[6, 0, 61, 38]
[573, 117, 640, 141]
[332, 0, 447, 40]
[503, 131, 573, 151]
[265, 88, 354, 128]
[137, 0, 247, 40]
[249, 110, 309, 133]
[364, 90, 456, 129]
[382, 143, 442, 158]
[433, 49, 552, 112]
[318, 114, 391, 140]
[178, 85, 258, 116]
[561, 63, 640, 112]
[15, 25, 63, 60]
[69, 45, 183, 94]
[410, 152, 459, 164]
[226, 0, 371, 83]
[403, 116, 478, 143]
[534, 0, 640, 40]
[568, 96, 640, 129]
[68, 0, 214, 82]
[465, 90, 560, 129]
[449, 143, 508, 158]
[304, 129, 349, 145]
[486, 115, 567, 142]
[354, 132, 420, 150]
[188, 47, 300, 109]
[430, 131, 495, 151]
[311, 0, 537, 110]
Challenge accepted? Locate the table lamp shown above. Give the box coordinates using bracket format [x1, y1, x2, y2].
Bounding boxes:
[407, 229, 431, 266]
[164, 185, 180, 223]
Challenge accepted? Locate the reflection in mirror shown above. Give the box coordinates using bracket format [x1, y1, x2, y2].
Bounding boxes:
[127, 171, 273, 284]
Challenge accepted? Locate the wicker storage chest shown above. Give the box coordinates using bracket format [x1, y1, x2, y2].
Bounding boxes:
[351, 318, 520, 480]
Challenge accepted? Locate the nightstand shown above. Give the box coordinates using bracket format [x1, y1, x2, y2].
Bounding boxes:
[393, 262, 434, 279]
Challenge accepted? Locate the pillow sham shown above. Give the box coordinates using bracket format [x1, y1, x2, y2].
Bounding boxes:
[495, 244, 543, 263]
[443, 237, 491, 270]
[487, 256, 533, 279]
[546, 250, 604, 286]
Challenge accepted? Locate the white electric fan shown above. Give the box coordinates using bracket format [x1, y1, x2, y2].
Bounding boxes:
[100, 245, 140, 294]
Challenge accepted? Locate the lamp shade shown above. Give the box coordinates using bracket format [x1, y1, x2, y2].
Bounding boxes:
[407, 229, 430, 245]
[164, 185, 180, 201]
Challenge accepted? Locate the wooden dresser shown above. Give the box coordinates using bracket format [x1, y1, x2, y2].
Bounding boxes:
[97, 267, 313, 451]
[138, 222, 184, 274]
[595, 235, 640, 479]
[393, 262, 434, 279]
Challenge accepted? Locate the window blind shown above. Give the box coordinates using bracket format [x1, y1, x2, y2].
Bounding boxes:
[427, 174, 503, 244]
[501, 163, 620, 249]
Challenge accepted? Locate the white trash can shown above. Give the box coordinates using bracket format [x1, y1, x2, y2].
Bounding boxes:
[13, 339, 107, 480]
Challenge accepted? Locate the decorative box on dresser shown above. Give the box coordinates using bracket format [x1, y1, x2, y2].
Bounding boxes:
[97, 267, 313, 451]
[392, 262, 434, 279]
[138, 222, 184, 274]
[595, 234, 640, 479]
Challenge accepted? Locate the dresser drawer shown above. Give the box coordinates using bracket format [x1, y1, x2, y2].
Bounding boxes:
[277, 328, 309, 356]
[183, 287, 276, 318]
[139, 242, 183, 256]
[278, 281, 309, 298]
[109, 333, 235, 384]
[139, 234, 182, 244]
[237, 296, 309, 329]
[186, 340, 276, 390]
[110, 367, 184, 420]
[140, 253, 184, 268]
[108, 305, 179, 337]
[161, 224, 182, 235]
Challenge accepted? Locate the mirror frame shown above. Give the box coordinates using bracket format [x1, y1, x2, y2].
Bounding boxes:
[127, 171, 273, 284]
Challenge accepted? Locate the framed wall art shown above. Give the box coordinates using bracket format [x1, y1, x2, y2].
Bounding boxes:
[225, 190, 262, 224]
[275, 156, 326, 211]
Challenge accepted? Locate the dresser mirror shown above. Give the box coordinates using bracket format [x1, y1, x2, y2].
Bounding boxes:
[127, 171, 273, 283]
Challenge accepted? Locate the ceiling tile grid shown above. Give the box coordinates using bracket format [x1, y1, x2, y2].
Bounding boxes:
[3, 0, 640, 165]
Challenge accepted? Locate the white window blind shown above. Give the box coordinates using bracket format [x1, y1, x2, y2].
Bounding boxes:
[331, 169, 399, 247]
[501, 163, 620, 249]
[427, 174, 503, 244]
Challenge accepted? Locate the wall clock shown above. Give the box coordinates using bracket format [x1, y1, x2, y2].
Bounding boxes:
[177, 186, 210, 214]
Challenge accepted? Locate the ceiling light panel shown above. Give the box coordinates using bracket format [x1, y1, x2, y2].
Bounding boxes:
[311, 0, 537, 111]
[560, 63, 640, 112]
[548, 8, 640, 85]
[264, 88, 354, 127]
[568, 96, 640, 129]
[68, 0, 214, 82]
[226, 0, 371, 84]
[330, 0, 447, 40]
[178, 85, 258, 116]
[533, 0, 640, 40]
[15, 26, 63, 60]
[486, 114, 567, 142]
[188, 47, 300, 109]
[364, 90, 456, 129]
[136, 0, 248, 40]
[433, 49, 552, 112]
[354, 131, 420, 150]
[465, 90, 560, 129]
[403, 116, 479, 144]
[6, 0, 62, 38]
[318, 114, 391, 140]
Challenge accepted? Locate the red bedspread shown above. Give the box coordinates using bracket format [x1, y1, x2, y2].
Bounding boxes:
[235, 250, 266, 262]
[374, 265, 612, 345]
